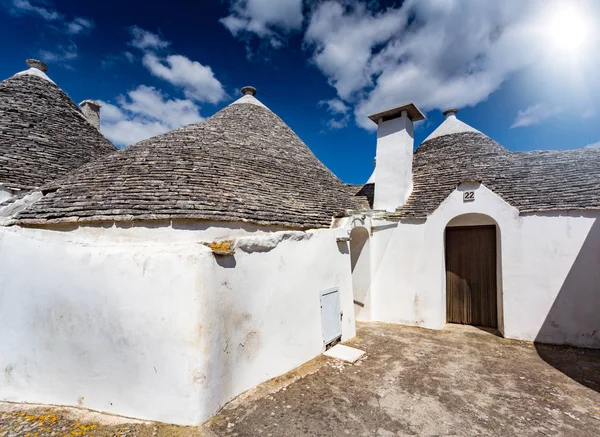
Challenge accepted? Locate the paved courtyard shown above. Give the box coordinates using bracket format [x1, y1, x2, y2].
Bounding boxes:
[1, 322, 599, 436]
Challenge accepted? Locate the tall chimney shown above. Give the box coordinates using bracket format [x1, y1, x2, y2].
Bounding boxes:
[368, 103, 425, 211]
[79, 100, 101, 130]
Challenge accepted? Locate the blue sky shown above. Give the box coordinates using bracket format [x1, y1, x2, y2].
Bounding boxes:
[1, 0, 600, 184]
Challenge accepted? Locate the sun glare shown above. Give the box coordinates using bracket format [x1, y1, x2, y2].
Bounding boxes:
[545, 3, 591, 52]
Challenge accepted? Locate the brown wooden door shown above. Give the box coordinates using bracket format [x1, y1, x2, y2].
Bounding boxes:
[446, 226, 497, 328]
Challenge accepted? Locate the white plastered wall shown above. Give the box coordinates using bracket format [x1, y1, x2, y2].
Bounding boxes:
[0, 187, 12, 204]
[0, 222, 355, 425]
[350, 226, 371, 320]
[368, 182, 600, 348]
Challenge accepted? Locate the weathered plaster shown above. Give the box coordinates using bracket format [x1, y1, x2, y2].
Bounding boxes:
[0, 223, 355, 425]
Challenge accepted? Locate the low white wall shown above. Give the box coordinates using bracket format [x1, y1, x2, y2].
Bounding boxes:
[0, 222, 355, 425]
[368, 182, 600, 348]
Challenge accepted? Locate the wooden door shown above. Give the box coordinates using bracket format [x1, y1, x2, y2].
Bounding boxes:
[446, 226, 497, 328]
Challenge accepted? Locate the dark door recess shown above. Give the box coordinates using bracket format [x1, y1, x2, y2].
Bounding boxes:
[446, 226, 498, 328]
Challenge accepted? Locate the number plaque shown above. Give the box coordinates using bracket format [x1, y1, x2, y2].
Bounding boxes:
[463, 191, 475, 201]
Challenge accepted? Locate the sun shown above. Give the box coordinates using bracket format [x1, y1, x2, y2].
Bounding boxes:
[545, 2, 591, 52]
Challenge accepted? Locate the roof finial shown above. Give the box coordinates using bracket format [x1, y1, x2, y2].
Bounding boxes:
[26, 59, 48, 73]
[241, 86, 257, 96]
[442, 108, 459, 118]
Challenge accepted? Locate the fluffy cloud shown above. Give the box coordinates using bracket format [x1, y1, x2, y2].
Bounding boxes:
[98, 27, 225, 146]
[585, 141, 600, 149]
[39, 44, 78, 62]
[302, 0, 593, 130]
[66, 17, 94, 35]
[511, 104, 563, 128]
[99, 85, 204, 147]
[220, 0, 303, 48]
[9, 0, 60, 20]
[319, 98, 350, 129]
[142, 54, 226, 104]
[128, 26, 170, 51]
[7, 0, 95, 35]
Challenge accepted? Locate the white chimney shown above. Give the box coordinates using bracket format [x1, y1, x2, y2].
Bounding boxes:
[368, 103, 425, 212]
[79, 100, 101, 130]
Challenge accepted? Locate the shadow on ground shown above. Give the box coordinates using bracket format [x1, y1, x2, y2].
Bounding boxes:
[534, 215, 600, 393]
[534, 343, 600, 393]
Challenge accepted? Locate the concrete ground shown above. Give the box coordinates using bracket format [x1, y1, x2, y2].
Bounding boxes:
[208, 322, 600, 436]
[1, 322, 599, 436]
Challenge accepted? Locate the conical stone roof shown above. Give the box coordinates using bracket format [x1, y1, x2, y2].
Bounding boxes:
[14, 90, 363, 229]
[397, 128, 600, 219]
[0, 61, 116, 192]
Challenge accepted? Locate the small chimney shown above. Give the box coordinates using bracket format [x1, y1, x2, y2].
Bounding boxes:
[26, 59, 48, 72]
[79, 100, 101, 130]
[443, 108, 459, 118]
[241, 86, 257, 96]
[368, 103, 425, 211]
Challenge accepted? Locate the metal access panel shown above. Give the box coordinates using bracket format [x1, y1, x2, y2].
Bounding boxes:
[320, 286, 342, 346]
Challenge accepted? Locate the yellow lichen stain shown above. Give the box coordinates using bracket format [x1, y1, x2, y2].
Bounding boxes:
[203, 240, 235, 256]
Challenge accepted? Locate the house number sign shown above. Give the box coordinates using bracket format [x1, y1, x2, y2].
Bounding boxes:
[463, 191, 475, 202]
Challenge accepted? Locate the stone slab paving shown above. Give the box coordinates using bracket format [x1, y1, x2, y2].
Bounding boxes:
[2, 322, 600, 436]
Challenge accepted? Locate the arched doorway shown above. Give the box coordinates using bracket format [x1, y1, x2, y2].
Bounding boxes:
[350, 226, 370, 318]
[445, 214, 501, 329]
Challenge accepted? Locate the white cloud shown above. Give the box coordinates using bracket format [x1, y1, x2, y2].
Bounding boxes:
[128, 26, 170, 51]
[582, 109, 597, 119]
[9, 0, 60, 20]
[39, 44, 78, 62]
[303, 0, 598, 130]
[220, 0, 303, 48]
[66, 17, 94, 35]
[142, 54, 226, 104]
[319, 98, 350, 129]
[585, 141, 600, 149]
[99, 85, 204, 147]
[7, 0, 95, 37]
[320, 98, 349, 114]
[510, 104, 563, 128]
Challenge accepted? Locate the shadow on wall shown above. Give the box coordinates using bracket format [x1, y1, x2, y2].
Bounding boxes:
[535, 215, 600, 393]
[350, 227, 370, 311]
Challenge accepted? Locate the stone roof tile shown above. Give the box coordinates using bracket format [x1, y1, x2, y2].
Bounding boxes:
[0, 72, 116, 191]
[396, 132, 600, 219]
[15, 99, 363, 229]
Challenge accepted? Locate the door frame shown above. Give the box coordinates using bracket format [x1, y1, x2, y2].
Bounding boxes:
[444, 224, 503, 331]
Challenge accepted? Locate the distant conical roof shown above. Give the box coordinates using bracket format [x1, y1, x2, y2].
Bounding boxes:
[422, 109, 482, 142]
[14, 88, 363, 228]
[397, 110, 600, 219]
[0, 60, 116, 192]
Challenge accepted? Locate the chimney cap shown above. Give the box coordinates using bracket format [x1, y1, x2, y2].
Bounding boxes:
[443, 108, 459, 117]
[26, 59, 48, 72]
[368, 102, 425, 125]
[79, 100, 101, 109]
[241, 86, 257, 96]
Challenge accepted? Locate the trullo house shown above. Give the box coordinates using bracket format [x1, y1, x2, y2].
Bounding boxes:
[0, 59, 115, 203]
[0, 60, 599, 426]
[0, 64, 363, 425]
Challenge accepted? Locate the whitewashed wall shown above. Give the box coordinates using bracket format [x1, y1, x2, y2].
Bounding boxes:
[0, 222, 355, 425]
[350, 226, 371, 320]
[367, 182, 600, 348]
[0, 187, 12, 204]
